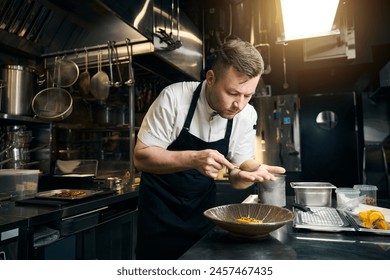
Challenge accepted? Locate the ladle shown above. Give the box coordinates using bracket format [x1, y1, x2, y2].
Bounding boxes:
[282, 43, 289, 90]
[124, 39, 135, 87]
[112, 41, 123, 87]
[107, 40, 114, 87]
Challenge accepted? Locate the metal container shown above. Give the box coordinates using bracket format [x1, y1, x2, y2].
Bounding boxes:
[257, 174, 286, 207]
[0, 65, 37, 115]
[105, 177, 123, 191]
[290, 182, 336, 207]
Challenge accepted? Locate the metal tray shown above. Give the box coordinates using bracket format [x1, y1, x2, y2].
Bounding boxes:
[293, 207, 355, 232]
[35, 189, 101, 200]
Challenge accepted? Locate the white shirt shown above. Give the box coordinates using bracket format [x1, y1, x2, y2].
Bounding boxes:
[137, 81, 257, 165]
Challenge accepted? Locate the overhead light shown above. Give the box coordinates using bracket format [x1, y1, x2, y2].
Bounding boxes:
[277, 0, 340, 42]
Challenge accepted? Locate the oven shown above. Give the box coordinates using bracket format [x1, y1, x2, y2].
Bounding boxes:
[30, 197, 138, 260]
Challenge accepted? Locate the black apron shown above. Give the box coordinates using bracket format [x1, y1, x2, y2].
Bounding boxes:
[135, 82, 233, 260]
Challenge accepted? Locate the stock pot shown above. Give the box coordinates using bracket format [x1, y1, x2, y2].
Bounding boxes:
[0, 65, 37, 115]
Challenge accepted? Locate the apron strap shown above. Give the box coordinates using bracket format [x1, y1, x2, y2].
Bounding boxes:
[183, 82, 202, 130]
[183, 81, 233, 141]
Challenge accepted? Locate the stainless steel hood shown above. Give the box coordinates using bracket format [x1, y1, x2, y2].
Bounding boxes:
[0, 0, 202, 81]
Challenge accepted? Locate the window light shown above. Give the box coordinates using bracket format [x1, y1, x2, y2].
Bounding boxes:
[279, 0, 340, 42]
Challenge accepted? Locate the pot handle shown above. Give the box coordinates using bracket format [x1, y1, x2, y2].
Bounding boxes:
[23, 144, 49, 154]
[37, 73, 46, 86]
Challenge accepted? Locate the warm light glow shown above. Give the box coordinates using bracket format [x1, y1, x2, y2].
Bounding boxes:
[280, 0, 340, 41]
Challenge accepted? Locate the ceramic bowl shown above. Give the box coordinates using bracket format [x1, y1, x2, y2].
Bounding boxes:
[204, 203, 293, 239]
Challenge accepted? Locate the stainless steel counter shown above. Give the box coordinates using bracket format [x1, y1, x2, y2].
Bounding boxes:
[0, 186, 139, 259]
[180, 196, 390, 260]
[0, 187, 139, 226]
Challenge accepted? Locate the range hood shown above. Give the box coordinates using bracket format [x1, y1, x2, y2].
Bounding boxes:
[0, 0, 202, 81]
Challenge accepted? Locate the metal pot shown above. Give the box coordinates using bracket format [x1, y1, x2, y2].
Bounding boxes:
[0, 65, 37, 115]
[96, 104, 116, 126]
[105, 177, 123, 191]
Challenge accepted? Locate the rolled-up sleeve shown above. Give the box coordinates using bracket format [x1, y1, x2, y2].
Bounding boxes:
[137, 87, 177, 149]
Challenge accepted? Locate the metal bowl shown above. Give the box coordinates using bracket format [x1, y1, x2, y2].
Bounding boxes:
[204, 203, 293, 239]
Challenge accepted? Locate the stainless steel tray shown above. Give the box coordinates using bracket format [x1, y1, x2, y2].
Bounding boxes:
[35, 189, 101, 200]
[293, 207, 355, 232]
[293, 207, 390, 235]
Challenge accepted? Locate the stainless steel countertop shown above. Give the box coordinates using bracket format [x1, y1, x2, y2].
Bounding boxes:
[0, 186, 139, 228]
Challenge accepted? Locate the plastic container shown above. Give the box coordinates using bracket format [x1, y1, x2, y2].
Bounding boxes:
[335, 188, 360, 209]
[353, 185, 378, 205]
[0, 169, 39, 200]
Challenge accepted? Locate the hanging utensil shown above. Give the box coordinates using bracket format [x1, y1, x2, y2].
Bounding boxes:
[32, 61, 74, 121]
[107, 40, 114, 88]
[175, 0, 182, 48]
[282, 43, 289, 90]
[90, 49, 110, 102]
[124, 38, 135, 87]
[32, 86, 73, 121]
[53, 56, 79, 88]
[78, 48, 91, 96]
[112, 41, 123, 88]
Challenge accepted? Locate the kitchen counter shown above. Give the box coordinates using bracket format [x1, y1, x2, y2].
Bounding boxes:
[180, 196, 390, 260]
[0, 186, 139, 259]
[0, 186, 139, 226]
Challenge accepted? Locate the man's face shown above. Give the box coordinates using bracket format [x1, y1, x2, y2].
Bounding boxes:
[206, 66, 260, 119]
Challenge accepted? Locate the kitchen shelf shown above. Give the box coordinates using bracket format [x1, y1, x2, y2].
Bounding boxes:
[0, 113, 49, 124]
[53, 123, 131, 131]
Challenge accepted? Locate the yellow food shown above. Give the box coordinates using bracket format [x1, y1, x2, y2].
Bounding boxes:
[235, 217, 263, 224]
[358, 210, 389, 230]
[239, 159, 261, 172]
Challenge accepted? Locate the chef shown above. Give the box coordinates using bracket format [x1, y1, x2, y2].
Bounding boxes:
[133, 37, 286, 259]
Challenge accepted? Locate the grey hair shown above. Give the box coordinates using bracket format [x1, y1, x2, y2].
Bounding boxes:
[211, 38, 264, 79]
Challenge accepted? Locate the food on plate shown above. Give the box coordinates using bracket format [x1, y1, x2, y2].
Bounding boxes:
[235, 217, 263, 224]
[358, 210, 390, 230]
[51, 190, 87, 198]
[239, 159, 261, 172]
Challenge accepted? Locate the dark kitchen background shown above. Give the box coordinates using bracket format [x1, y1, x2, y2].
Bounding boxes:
[0, 0, 389, 197]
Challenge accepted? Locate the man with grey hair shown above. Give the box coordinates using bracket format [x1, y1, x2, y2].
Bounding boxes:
[134, 37, 285, 259]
